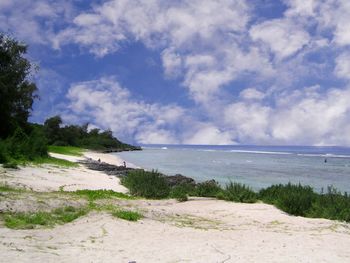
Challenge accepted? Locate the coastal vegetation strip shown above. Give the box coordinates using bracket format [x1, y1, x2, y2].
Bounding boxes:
[118, 169, 350, 223]
[48, 146, 85, 157]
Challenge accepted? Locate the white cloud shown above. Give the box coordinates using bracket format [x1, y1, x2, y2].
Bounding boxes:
[64, 76, 185, 143]
[250, 19, 310, 59]
[161, 48, 183, 78]
[334, 52, 350, 79]
[0, 0, 74, 45]
[240, 88, 265, 100]
[183, 125, 236, 145]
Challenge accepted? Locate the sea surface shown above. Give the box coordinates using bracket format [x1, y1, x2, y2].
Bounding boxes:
[117, 145, 350, 193]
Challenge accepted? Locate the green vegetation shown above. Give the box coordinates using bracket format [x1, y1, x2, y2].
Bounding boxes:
[0, 34, 38, 139]
[43, 115, 140, 151]
[194, 180, 222, 197]
[259, 183, 316, 216]
[170, 184, 190, 202]
[0, 184, 23, 192]
[121, 170, 170, 199]
[3, 206, 88, 229]
[307, 187, 350, 222]
[112, 210, 143, 221]
[218, 182, 257, 203]
[259, 183, 350, 222]
[31, 156, 78, 167]
[48, 146, 84, 156]
[73, 189, 132, 201]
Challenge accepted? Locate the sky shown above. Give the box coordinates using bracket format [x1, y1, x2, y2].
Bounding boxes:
[1, 0, 350, 146]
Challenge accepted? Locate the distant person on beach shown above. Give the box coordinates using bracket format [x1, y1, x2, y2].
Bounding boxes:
[324, 158, 327, 163]
[123, 161, 126, 167]
[98, 158, 101, 162]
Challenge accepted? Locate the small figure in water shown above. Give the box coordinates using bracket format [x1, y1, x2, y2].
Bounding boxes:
[98, 158, 101, 162]
[123, 161, 126, 167]
[324, 158, 327, 163]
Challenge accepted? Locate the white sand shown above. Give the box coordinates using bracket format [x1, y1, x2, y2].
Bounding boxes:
[0, 151, 349, 262]
[0, 152, 128, 193]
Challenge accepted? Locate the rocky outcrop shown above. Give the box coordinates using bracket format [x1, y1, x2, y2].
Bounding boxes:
[166, 174, 196, 187]
[79, 160, 135, 177]
[80, 159, 197, 187]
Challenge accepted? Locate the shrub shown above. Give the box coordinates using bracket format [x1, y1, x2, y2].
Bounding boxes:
[74, 189, 131, 201]
[308, 186, 350, 222]
[1, 127, 48, 163]
[121, 170, 170, 199]
[170, 185, 189, 202]
[112, 210, 143, 221]
[259, 183, 316, 216]
[195, 180, 222, 197]
[218, 182, 257, 203]
[0, 140, 9, 163]
[3, 206, 87, 229]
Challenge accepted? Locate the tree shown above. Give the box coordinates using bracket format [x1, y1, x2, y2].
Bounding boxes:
[44, 115, 63, 144]
[0, 34, 38, 138]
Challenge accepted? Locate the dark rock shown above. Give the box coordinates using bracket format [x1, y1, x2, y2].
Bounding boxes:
[165, 174, 196, 187]
[79, 160, 135, 177]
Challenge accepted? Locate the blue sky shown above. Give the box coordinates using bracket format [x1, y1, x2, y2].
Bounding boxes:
[2, 0, 350, 146]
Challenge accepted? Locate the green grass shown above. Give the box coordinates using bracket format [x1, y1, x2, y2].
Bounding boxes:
[3, 206, 88, 229]
[195, 180, 222, 197]
[31, 156, 78, 167]
[121, 170, 170, 199]
[112, 210, 143, 221]
[259, 183, 316, 216]
[0, 184, 24, 192]
[73, 189, 132, 201]
[48, 146, 84, 156]
[170, 184, 190, 202]
[217, 182, 257, 203]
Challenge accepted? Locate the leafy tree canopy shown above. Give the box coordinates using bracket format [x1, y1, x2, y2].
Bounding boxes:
[0, 34, 38, 138]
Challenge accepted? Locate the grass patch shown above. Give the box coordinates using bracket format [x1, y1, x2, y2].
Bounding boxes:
[307, 186, 350, 222]
[195, 180, 222, 197]
[48, 146, 84, 156]
[0, 184, 24, 192]
[112, 210, 143, 221]
[121, 170, 170, 199]
[31, 156, 78, 167]
[259, 183, 316, 216]
[73, 189, 132, 201]
[170, 184, 190, 202]
[217, 182, 257, 203]
[3, 206, 88, 229]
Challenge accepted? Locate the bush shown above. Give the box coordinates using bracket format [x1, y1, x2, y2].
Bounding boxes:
[0, 140, 9, 163]
[112, 210, 143, 221]
[308, 186, 350, 222]
[170, 185, 189, 202]
[195, 180, 222, 197]
[218, 182, 257, 203]
[121, 170, 170, 199]
[259, 183, 316, 216]
[0, 127, 48, 163]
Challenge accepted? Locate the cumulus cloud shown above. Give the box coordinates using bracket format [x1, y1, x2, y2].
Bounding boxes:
[250, 19, 310, 59]
[64, 76, 185, 143]
[0, 0, 74, 45]
[334, 52, 350, 79]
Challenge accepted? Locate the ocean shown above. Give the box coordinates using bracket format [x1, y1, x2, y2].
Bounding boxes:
[116, 145, 350, 193]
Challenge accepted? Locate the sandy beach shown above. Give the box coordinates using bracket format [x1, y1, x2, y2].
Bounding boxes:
[0, 151, 349, 262]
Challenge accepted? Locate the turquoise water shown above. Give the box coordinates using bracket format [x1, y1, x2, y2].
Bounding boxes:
[117, 145, 350, 193]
